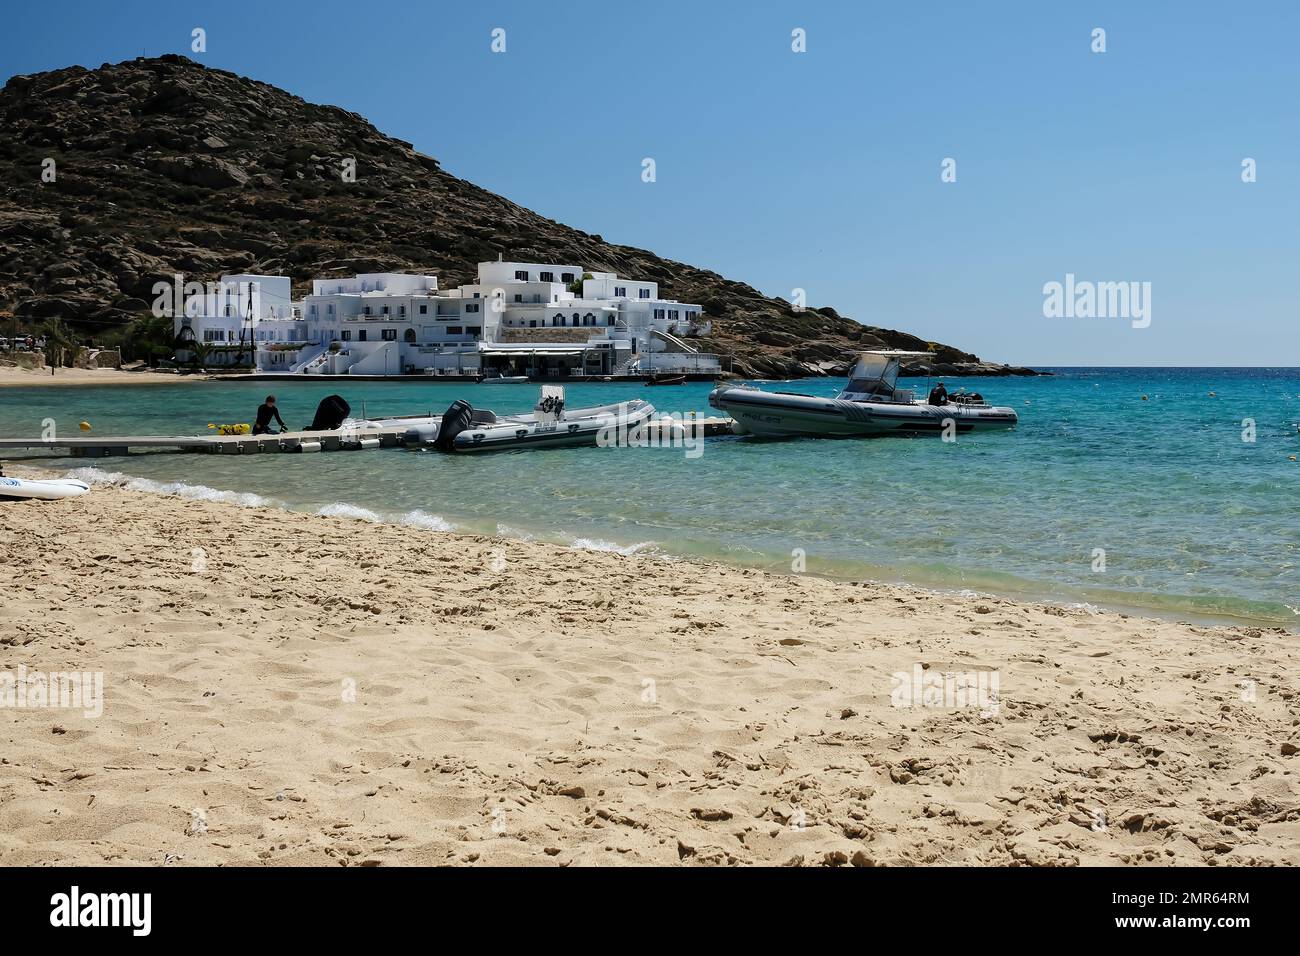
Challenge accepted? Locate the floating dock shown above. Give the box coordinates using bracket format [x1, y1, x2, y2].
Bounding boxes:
[0, 425, 413, 457]
[0, 417, 734, 458]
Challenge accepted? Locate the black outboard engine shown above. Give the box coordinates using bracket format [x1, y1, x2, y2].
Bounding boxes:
[307, 394, 351, 431]
[433, 399, 475, 452]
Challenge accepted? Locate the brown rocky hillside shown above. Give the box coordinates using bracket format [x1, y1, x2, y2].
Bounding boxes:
[0, 55, 1036, 378]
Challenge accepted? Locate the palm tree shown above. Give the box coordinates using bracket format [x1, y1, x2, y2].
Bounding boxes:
[40, 318, 76, 369]
[123, 313, 178, 367]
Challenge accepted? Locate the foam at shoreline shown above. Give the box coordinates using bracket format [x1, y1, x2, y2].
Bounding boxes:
[66, 467, 284, 509]
[55, 464, 1296, 628]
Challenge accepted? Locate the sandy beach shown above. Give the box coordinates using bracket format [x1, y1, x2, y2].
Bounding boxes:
[0, 366, 212, 388]
[0, 464, 1296, 867]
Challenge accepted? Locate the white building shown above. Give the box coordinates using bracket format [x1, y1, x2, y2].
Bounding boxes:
[173, 274, 294, 365]
[176, 260, 718, 378]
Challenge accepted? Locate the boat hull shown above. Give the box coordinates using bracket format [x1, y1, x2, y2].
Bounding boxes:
[452, 401, 656, 453]
[709, 387, 1017, 437]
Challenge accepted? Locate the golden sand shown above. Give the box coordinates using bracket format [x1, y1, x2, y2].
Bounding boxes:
[1, 467, 1296, 866]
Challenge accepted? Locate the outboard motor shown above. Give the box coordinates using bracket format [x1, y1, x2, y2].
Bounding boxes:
[307, 394, 351, 431]
[433, 399, 475, 452]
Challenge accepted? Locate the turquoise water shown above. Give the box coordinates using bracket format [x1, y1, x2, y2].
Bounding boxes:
[2, 369, 1298, 625]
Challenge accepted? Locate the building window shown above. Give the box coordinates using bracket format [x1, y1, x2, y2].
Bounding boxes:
[514, 270, 528, 281]
[515, 295, 523, 303]
[309, 305, 317, 317]
[529, 320, 537, 328]
[404, 328, 416, 343]
[615, 286, 626, 297]
[327, 304, 335, 316]
[573, 313, 580, 326]
[381, 306, 390, 315]
[342, 330, 352, 341]
[399, 306, 406, 317]
[419, 304, 427, 314]
[465, 303, 480, 313]
[358, 330, 367, 342]
[654, 309, 664, 320]
[561, 272, 574, 283]
[466, 326, 480, 336]
[607, 316, 615, 326]
[447, 326, 463, 335]
[381, 328, 397, 341]
[639, 289, 650, 299]
[539, 271, 553, 282]
[584, 313, 594, 325]
[363, 306, 372, 316]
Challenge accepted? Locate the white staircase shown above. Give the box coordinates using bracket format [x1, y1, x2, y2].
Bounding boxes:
[288, 344, 327, 374]
[650, 329, 699, 353]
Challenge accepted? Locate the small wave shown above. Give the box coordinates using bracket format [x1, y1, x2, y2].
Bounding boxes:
[65, 467, 281, 508]
[496, 523, 536, 541]
[568, 536, 657, 556]
[316, 502, 383, 522]
[316, 503, 454, 532]
[1063, 602, 1102, 615]
[398, 509, 454, 532]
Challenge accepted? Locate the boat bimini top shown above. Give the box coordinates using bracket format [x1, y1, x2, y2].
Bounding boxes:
[842, 350, 934, 402]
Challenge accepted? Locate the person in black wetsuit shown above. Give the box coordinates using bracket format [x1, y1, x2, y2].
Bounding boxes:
[927, 381, 949, 406]
[253, 395, 287, 435]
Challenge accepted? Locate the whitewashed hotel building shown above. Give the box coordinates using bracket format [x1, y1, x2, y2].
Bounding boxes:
[175, 260, 718, 378]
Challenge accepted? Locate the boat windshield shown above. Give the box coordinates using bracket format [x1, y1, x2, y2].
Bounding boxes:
[845, 355, 900, 396]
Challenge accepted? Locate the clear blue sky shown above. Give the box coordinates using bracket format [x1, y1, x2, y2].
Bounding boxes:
[4, 0, 1297, 366]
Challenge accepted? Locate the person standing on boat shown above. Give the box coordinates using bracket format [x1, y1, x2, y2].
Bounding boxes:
[253, 395, 288, 435]
[928, 381, 949, 406]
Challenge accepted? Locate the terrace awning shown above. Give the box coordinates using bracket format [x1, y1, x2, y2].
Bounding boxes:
[479, 348, 585, 357]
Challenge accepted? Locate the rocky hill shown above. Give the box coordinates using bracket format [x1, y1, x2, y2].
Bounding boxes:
[0, 55, 1036, 378]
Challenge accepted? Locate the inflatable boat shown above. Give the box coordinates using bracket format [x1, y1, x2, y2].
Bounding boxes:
[709, 350, 1018, 438]
[403, 387, 656, 453]
[0, 476, 91, 500]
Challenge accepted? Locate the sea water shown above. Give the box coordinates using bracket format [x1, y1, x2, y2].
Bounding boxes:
[2, 368, 1296, 626]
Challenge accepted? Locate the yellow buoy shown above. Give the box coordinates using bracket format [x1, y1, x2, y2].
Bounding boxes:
[78, 421, 91, 431]
[1290, 456, 1297, 462]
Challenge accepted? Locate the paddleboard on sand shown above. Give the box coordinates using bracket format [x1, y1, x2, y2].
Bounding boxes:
[0, 477, 91, 500]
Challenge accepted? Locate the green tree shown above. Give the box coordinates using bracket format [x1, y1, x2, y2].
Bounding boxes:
[122, 313, 178, 367]
[40, 318, 76, 368]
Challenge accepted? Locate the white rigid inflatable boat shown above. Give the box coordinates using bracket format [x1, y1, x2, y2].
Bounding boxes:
[403, 386, 656, 453]
[709, 350, 1018, 438]
[0, 476, 91, 500]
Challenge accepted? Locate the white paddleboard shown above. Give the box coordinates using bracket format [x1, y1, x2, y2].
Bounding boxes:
[0, 477, 91, 500]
